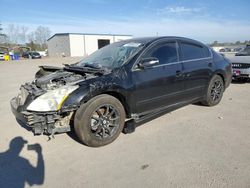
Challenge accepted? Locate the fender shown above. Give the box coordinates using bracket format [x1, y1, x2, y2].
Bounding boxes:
[61, 82, 133, 116]
[213, 69, 226, 81]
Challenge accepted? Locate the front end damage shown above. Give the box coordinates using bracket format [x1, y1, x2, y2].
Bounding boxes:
[22, 110, 73, 135]
[10, 83, 77, 136]
[10, 67, 88, 136]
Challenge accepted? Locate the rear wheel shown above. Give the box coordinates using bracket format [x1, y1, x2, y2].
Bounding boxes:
[201, 75, 224, 106]
[74, 94, 125, 147]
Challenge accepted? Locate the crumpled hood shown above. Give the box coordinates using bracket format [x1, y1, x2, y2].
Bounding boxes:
[35, 70, 85, 90]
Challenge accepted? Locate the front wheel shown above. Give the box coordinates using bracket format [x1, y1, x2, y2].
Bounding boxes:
[201, 75, 224, 106]
[74, 94, 125, 147]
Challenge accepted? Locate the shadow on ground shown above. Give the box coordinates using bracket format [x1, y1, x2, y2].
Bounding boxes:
[66, 126, 83, 145]
[0, 137, 44, 188]
[231, 79, 250, 84]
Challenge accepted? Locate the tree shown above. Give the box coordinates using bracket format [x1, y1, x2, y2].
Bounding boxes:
[26, 41, 37, 51]
[5, 24, 29, 44]
[6, 24, 19, 44]
[0, 22, 3, 33]
[26, 27, 51, 51]
[235, 41, 241, 45]
[27, 31, 35, 42]
[211, 40, 219, 46]
[2, 24, 51, 50]
[0, 22, 7, 44]
[19, 26, 28, 44]
[244, 40, 250, 45]
[34, 26, 51, 45]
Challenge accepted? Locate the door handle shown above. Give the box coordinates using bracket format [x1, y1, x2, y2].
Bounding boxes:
[208, 62, 213, 67]
[176, 70, 182, 77]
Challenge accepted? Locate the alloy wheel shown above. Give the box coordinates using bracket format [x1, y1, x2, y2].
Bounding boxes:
[210, 80, 223, 102]
[90, 104, 120, 139]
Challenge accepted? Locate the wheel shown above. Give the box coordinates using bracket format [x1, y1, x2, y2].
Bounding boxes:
[201, 75, 224, 106]
[74, 94, 125, 147]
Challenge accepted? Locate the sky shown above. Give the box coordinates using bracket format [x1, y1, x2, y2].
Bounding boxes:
[1, 0, 250, 43]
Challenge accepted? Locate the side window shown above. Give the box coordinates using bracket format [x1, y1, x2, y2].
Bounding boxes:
[181, 42, 207, 60]
[146, 42, 178, 65]
[203, 46, 211, 57]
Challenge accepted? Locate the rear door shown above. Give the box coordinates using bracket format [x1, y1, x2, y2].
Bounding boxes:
[132, 40, 185, 114]
[178, 40, 213, 100]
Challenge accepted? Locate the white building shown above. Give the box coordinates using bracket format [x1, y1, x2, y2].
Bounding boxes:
[47, 33, 132, 57]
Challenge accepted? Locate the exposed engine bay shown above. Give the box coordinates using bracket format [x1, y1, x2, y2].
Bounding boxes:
[35, 70, 83, 90]
[35, 65, 95, 90]
[12, 65, 98, 136]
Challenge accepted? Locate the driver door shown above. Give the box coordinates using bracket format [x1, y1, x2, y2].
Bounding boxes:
[132, 41, 185, 114]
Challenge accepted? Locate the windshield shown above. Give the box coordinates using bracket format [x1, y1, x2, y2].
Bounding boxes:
[76, 41, 144, 69]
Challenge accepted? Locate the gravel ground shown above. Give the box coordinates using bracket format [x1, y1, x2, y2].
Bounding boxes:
[0, 57, 250, 188]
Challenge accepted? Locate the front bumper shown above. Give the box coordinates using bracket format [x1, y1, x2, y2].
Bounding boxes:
[11, 97, 27, 124]
[10, 97, 72, 135]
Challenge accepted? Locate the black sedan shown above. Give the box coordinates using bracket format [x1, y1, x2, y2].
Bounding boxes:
[22, 51, 42, 59]
[11, 37, 232, 147]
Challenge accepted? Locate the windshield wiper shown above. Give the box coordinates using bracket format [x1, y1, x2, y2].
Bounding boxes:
[83, 63, 103, 69]
[64, 64, 107, 74]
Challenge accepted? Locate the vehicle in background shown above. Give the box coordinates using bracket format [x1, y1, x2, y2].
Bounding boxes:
[230, 56, 250, 81]
[37, 51, 47, 57]
[235, 44, 250, 56]
[226, 45, 250, 81]
[233, 47, 244, 52]
[219, 48, 232, 53]
[11, 36, 232, 147]
[0, 52, 5, 60]
[22, 51, 42, 59]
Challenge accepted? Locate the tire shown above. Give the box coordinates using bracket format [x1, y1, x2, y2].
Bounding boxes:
[74, 94, 125, 147]
[201, 75, 224, 106]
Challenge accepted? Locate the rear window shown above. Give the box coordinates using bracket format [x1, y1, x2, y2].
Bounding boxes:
[181, 42, 210, 61]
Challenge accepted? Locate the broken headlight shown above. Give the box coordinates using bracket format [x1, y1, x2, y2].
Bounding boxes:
[27, 85, 79, 112]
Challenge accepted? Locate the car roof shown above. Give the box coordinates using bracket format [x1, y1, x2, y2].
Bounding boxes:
[123, 36, 206, 47]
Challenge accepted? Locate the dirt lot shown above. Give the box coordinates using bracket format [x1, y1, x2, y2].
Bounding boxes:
[0, 58, 250, 188]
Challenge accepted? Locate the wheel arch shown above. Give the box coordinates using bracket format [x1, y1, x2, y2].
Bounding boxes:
[216, 73, 225, 85]
[77, 90, 131, 118]
[213, 70, 226, 88]
[102, 91, 131, 118]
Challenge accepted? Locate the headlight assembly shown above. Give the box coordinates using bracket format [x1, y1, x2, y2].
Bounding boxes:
[27, 85, 79, 112]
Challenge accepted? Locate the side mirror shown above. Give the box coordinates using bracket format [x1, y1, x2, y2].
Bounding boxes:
[138, 57, 159, 69]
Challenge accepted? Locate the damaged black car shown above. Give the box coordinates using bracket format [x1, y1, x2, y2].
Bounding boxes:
[11, 37, 232, 147]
